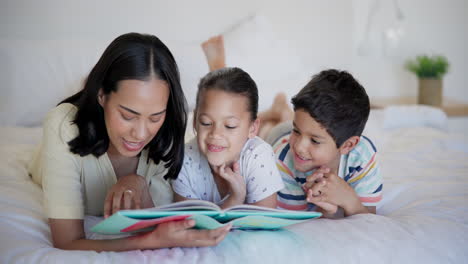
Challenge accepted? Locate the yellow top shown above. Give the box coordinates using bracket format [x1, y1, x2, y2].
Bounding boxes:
[28, 103, 173, 219]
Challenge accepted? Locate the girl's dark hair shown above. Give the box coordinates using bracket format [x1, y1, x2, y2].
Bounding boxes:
[60, 32, 187, 180]
[195, 67, 258, 121]
[292, 69, 370, 148]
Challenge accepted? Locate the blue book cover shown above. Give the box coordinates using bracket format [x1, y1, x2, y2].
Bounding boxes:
[91, 200, 322, 234]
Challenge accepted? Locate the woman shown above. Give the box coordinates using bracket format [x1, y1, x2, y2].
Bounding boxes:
[29, 32, 230, 251]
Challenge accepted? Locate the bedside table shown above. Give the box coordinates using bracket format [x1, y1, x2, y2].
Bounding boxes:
[370, 96, 468, 117]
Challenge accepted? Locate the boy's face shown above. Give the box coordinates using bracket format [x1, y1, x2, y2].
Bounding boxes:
[195, 89, 257, 168]
[289, 109, 341, 173]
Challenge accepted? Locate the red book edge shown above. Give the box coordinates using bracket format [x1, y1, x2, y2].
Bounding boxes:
[121, 215, 192, 232]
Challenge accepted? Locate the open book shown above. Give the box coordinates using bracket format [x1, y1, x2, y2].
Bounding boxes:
[91, 200, 321, 234]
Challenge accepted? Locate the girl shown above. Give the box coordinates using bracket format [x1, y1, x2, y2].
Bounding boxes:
[172, 67, 284, 209]
[28, 33, 230, 251]
[200, 35, 380, 218]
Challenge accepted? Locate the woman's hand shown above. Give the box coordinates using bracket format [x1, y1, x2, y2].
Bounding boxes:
[48, 218, 231, 251]
[104, 174, 154, 218]
[137, 219, 231, 249]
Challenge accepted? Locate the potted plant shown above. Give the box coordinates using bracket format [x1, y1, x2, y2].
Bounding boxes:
[405, 54, 449, 107]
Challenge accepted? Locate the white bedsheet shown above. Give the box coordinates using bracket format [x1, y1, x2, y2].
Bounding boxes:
[1, 113, 468, 264]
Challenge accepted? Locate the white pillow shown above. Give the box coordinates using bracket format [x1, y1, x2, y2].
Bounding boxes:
[223, 14, 309, 111]
[382, 105, 448, 131]
[0, 38, 107, 127]
[167, 41, 208, 110]
[364, 109, 385, 132]
[184, 111, 196, 143]
[0, 37, 203, 126]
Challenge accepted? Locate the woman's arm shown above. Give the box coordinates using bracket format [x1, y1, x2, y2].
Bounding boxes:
[49, 217, 230, 251]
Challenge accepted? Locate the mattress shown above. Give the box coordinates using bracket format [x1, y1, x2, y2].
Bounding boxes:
[1, 109, 467, 263]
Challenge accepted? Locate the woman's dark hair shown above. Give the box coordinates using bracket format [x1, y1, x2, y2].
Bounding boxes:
[292, 69, 370, 148]
[195, 67, 258, 121]
[60, 32, 187, 180]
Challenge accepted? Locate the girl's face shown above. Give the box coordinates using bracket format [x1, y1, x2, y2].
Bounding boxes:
[289, 109, 341, 173]
[98, 78, 170, 157]
[195, 89, 258, 168]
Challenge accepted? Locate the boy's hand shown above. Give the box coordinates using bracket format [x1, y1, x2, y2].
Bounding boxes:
[215, 162, 246, 204]
[306, 169, 363, 216]
[302, 167, 330, 190]
[303, 168, 338, 215]
[313, 201, 339, 216]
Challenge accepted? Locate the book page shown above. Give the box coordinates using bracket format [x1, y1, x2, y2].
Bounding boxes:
[91, 201, 322, 234]
[145, 199, 222, 212]
[225, 204, 298, 213]
[189, 214, 318, 230]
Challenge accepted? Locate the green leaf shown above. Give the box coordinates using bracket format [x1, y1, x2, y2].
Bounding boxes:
[405, 54, 449, 79]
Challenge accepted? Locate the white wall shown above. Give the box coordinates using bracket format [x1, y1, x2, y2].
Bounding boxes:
[351, 0, 468, 101]
[0, 0, 466, 126]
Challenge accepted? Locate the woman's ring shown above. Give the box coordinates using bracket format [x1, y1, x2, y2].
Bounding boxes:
[124, 189, 133, 195]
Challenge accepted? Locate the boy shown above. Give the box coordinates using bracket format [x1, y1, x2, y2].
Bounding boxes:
[267, 70, 382, 218]
[201, 35, 382, 218]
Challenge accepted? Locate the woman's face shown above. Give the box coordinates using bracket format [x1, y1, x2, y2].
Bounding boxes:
[98, 78, 170, 157]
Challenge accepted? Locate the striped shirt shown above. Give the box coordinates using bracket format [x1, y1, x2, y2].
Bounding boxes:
[272, 134, 383, 211]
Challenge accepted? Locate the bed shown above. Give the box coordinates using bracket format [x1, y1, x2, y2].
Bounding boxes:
[1, 106, 467, 264]
[1, 10, 468, 262]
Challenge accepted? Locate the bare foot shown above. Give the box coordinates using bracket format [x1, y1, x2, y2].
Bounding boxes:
[258, 120, 275, 139]
[261, 93, 293, 123]
[272, 93, 293, 122]
[201, 35, 226, 71]
[257, 93, 294, 140]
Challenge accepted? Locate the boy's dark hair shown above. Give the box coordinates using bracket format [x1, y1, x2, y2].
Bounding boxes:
[195, 67, 258, 121]
[291, 69, 370, 147]
[60, 32, 187, 180]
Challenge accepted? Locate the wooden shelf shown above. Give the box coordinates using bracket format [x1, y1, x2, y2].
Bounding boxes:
[370, 97, 468, 117]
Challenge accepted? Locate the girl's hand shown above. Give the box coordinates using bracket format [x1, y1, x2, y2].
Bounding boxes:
[138, 219, 231, 249]
[215, 162, 246, 204]
[104, 174, 153, 218]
